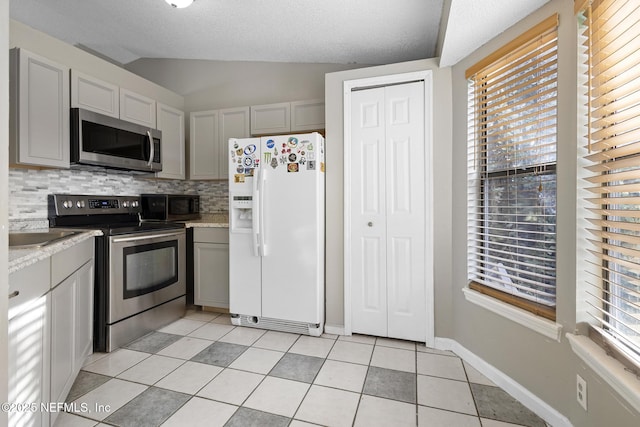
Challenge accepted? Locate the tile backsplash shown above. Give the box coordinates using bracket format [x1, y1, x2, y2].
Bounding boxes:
[9, 166, 228, 222]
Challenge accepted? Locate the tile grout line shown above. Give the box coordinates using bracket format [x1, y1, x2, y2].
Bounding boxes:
[68, 321, 545, 426]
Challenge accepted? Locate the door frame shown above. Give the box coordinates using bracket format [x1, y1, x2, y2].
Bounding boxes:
[343, 70, 434, 346]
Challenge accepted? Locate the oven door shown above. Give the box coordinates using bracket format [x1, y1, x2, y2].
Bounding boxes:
[108, 229, 186, 324]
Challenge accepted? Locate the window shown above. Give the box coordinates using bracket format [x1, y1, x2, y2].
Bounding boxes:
[467, 15, 559, 320]
[577, 0, 640, 369]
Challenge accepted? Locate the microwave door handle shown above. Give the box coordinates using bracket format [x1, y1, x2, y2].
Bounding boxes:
[146, 130, 154, 167]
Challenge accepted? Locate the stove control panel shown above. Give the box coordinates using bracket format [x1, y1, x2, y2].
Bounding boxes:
[48, 194, 141, 216]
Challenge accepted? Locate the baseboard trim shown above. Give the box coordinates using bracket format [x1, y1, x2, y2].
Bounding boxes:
[324, 324, 345, 335]
[435, 337, 572, 427]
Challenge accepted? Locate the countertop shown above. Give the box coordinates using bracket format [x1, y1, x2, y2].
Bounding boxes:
[8, 211, 228, 274]
[182, 213, 229, 228]
[9, 229, 103, 274]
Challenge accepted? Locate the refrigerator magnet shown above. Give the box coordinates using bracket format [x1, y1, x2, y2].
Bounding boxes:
[244, 144, 257, 155]
[288, 163, 299, 173]
[245, 168, 254, 176]
[234, 174, 245, 183]
[264, 152, 272, 162]
[288, 153, 297, 162]
[308, 152, 315, 160]
[266, 139, 275, 149]
[271, 158, 278, 169]
[236, 148, 243, 156]
[236, 166, 244, 173]
[243, 157, 253, 167]
[307, 160, 316, 170]
[321, 162, 325, 172]
[299, 157, 306, 165]
[287, 137, 299, 147]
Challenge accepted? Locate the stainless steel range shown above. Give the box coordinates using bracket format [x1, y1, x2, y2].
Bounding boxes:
[48, 194, 186, 352]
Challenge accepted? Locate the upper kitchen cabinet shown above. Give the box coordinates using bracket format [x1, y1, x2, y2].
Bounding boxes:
[189, 106, 250, 180]
[291, 99, 325, 132]
[156, 103, 186, 180]
[250, 102, 290, 135]
[250, 99, 325, 136]
[70, 70, 119, 117]
[9, 48, 70, 168]
[189, 110, 219, 180]
[219, 107, 250, 179]
[120, 87, 157, 128]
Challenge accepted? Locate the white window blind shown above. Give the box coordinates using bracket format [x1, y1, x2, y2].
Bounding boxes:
[467, 15, 559, 320]
[578, 0, 640, 366]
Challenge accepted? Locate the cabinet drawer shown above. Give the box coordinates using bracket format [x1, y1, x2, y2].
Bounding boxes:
[193, 227, 229, 243]
[51, 238, 94, 286]
[8, 258, 51, 319]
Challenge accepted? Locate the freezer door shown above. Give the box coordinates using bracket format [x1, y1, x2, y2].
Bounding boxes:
[258, 134, 325, 323]
[229, 137, 263, 316]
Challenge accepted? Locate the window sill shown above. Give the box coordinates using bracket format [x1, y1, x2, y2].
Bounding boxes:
[462, 287, 562, 342]
[566, 333, 640, 414]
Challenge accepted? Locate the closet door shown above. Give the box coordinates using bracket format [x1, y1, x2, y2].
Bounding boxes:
[351, 87, 388, 336]
[350, 81, 426, 342]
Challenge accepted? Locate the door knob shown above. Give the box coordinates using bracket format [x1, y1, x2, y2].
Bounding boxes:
[367, 222, 373, 227]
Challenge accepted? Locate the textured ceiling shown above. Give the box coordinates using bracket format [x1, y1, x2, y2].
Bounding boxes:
[9, 0, 551, 68]
[440, 0, 551, 67]
[10, 0, 444, 65]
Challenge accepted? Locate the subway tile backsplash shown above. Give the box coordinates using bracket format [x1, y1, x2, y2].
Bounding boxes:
[9, 166, 228, 222]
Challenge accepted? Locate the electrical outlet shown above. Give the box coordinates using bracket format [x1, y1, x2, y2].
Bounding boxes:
[577, 374, 588, 410]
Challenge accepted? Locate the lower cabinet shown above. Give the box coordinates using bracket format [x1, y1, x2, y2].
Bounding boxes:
[50, 261, 94, 420]
[8, 238, 94, 427]
[194, 228, 229, 308]
[8, 293, 51, 427]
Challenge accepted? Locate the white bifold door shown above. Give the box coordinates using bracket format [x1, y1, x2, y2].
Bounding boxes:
[350, 81, 427, 342]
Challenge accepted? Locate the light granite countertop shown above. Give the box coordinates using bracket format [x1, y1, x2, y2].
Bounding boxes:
[9, 229, 103, 274]
[9, 212, 227, 274]
[182, 212, 229, 228]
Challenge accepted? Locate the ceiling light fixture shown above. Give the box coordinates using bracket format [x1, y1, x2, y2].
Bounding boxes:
[165, 0, 195, 8]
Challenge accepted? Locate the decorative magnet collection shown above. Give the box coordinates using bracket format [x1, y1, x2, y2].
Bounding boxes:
[267, 137, 317, 172]
[231, 137, 322, 182]
[231, 141, 260, 182]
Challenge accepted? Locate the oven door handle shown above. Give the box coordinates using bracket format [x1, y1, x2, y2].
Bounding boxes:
[111, 231, 184, 243]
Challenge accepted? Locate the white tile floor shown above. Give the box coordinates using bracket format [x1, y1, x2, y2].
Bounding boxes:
[55, 308, 548, 427]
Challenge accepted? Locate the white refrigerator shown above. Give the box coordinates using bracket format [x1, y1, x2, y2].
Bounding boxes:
[228, 133, 325, 336]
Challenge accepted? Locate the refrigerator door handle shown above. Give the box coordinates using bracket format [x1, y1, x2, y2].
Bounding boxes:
[252, 168, 260, 257]
[259, 166, 267, 256]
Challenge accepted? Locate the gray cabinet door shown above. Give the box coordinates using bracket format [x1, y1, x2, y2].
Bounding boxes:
[194, 242, 229, 308]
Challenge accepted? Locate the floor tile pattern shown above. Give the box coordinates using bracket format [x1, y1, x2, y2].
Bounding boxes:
[57, 308, 549, 427]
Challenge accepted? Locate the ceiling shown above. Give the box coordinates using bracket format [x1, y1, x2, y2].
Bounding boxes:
[9, 0, 550, 67]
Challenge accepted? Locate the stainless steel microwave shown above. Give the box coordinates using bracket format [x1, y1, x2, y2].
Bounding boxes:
[71, 108, 162, 172]
[141, 194, 201, 221]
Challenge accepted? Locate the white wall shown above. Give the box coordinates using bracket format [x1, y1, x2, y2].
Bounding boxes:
[126, 58, 363, 113]
[324, 59, 453, 334]
[1, 0, 10, 421]
[450, 0, 639, 425]
[10, 20, 183, 110]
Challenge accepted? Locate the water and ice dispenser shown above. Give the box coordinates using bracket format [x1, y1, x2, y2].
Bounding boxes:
[230, 195, 253, 232]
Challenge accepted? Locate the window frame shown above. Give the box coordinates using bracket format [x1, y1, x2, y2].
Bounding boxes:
[466, 14, 559, 321]
[576, 0, 640, 374]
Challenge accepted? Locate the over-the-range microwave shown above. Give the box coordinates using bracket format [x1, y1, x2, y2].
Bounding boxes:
[71, 108, 162, 172]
